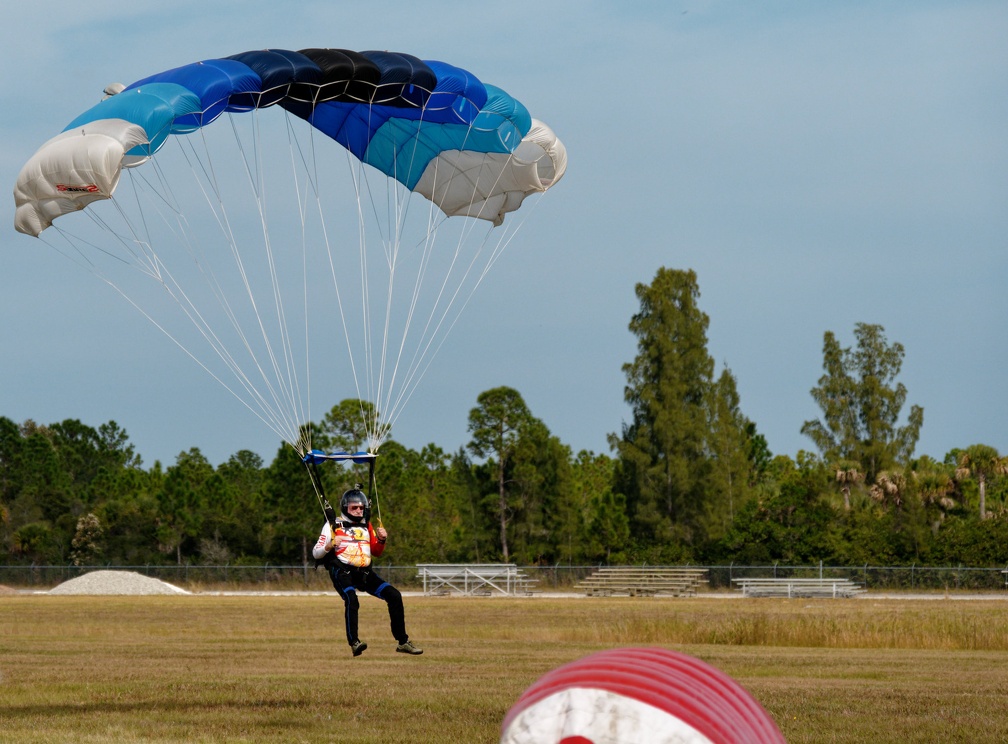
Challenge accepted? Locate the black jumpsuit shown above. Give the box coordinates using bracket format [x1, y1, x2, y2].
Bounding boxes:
[318, 520, 408, 647]
[327, 561, 407, 645]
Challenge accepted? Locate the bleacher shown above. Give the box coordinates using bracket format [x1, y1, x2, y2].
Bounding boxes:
[731, 577, 865, 598]
[416, 563, 539, 596]
[574, 566, 708, 597]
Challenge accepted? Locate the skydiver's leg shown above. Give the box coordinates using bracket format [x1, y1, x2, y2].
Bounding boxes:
[366, 570, 407, 643]
[342, 587, 361, 646]
[330, 565, 361, 646]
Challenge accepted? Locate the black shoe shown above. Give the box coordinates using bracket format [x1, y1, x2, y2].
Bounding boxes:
[351, 640, 367, 657]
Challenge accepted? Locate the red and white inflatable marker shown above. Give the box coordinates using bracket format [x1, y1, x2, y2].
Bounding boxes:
[500, 647, 785, 744]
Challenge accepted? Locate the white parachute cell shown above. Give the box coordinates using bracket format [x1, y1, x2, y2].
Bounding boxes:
[414, 119, 568, 226]
[14, 120, 149, 237]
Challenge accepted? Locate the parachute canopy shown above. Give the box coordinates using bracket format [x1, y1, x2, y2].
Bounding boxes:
[12, 48, 565, 455]
[15, 48, 566, 237]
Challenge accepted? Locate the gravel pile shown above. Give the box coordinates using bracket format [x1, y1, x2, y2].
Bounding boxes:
[49, 570, 190, 596]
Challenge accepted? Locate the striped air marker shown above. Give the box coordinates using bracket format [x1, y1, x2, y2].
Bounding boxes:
[500, 647, 785, 744]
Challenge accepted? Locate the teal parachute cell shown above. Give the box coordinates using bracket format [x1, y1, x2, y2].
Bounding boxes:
[63, 83, 203, 159]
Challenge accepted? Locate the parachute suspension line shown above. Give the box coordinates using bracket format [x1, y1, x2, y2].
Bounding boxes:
[373, 173, 399, 448]
[125, 155, 306, 447]
[67, 201, 151, 273]
[352, 150, 379, 443]
[293, 116, 321, 456]
[374, 188, 412, 447]
[374, 150, 491, 434]
[169, 126, 304, 448]
[351, 97, 437, 450]
[305, 459, 335, 531]
[130, 120, 305, 447]
[332, 94, 440, 448]
[172, 133, 306, 447]
[335, 103, 525, 447]
[271, 102, 363, 450]
[66, 158, 178, 285]
[237, 107, 316, 450]
[379, 162, 545, 439]
[373, 209, 442, 439]
[252, 108, 305, 446]
[46, 219, 297, 446]
[312, 144, 371, 447]
[81, 117, 323, 453]
[382, 235, 515, 438]
[42, 224, 116, 273]
[374, 225, 435, 446]
[371, 116, 499, 432]
[372, 106, 446, 448]
[368, 456, 383, 529]
[346, 132, 388, 449]
[367, 97, 402, 449]
[76, 168, 295, 424]
[117, 161, 159, 272]
[367, 96, 445, 450]
[218, 110, 299, 436]
[381, 231, 492, 435]
[105, 163, 286, 421]
[280, 108, 322, 450]
[220, 108, 312, 451]
[300, 114, 399, 452]
[344, 142, 374, 418]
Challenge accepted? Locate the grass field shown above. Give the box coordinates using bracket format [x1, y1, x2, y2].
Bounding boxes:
[3, 592, 1008, 742]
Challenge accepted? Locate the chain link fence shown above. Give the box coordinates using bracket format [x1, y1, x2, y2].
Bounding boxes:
[3, 563, 1007, 592]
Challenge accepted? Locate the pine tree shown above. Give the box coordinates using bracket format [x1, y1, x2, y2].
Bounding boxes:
[609, 268, 715, 549]
[802, 323, 923, 484]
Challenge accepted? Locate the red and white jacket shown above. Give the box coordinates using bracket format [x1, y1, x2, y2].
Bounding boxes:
[312, 519, 386, 568]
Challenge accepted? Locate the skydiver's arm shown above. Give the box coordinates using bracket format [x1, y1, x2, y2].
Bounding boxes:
[370, 523, 387, 558]
[311, 523, 333, 560]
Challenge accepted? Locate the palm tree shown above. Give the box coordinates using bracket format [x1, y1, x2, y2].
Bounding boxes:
[834, 461, 864, 511]
[912, 458, 956, 529]
[871, 470, 907, 508]
[955, 445, 1008, 520]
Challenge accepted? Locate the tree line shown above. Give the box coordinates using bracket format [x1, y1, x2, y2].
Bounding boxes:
[3, 267, 1007, 568]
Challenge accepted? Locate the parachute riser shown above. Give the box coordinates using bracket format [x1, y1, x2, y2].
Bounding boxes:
[303, 451, 380, 530]
[367, 457, 382, 529]
[306, 460, 338, 532]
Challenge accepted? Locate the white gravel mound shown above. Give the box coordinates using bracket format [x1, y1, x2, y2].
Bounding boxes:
[49, 570, 190, 595]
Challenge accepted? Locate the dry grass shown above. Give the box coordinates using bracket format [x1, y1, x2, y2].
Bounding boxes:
[2, 594, 1008, 742]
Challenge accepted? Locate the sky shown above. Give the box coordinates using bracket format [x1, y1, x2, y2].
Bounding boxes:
[2, 1, 1006, 468]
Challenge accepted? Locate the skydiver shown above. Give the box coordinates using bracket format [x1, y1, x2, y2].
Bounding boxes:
[313, 487, 423, 657]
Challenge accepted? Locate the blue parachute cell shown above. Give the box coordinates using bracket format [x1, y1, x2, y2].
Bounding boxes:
[123, 59, 263, 127]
